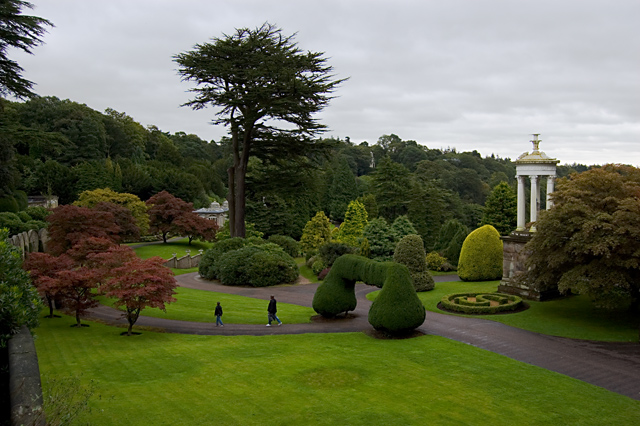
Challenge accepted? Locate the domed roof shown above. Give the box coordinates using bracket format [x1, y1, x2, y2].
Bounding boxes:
[515, 134, 559, 164]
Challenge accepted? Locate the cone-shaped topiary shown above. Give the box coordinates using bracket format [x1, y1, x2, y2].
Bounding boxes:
[393, 234, 434, 291]
[312, 254, 425, 334]
[457, 225, 503, 281]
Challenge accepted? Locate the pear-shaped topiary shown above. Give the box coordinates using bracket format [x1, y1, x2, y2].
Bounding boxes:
[393, 234, 434, 291]
[457, 225, 503, 281]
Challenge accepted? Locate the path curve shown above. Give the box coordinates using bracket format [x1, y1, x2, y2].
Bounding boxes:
[86, 273, 640, 401]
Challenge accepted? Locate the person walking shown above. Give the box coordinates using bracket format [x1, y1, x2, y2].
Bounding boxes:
[215, 302, 224, 327]
[266, 295, 282, 326]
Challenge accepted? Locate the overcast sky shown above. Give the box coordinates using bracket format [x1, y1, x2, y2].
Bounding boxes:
[13, 0, 640, 166]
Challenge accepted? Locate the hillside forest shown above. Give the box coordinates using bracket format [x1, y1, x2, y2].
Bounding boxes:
[0, 95, 590, 248]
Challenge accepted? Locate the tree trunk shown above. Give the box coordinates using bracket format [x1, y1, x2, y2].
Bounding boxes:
[234, 162, 246, 238]
[227, 165, 236, 237]
[75, 309, 81, 327]
[46, 295, 54, 318]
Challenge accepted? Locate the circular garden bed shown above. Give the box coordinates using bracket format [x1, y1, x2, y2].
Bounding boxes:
[439, 292, 524, 315]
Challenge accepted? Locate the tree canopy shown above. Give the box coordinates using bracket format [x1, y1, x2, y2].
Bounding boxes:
[521, 165, 640, 310]
[0, 0, 52, 100]
[174, 23, 346, 237]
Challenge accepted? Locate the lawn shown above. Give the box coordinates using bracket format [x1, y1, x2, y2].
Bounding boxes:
[98, 287, 315, 325]
[131, 238, 214, 260]
[35, 314, 640, 426]
[369, 280, 638, 342]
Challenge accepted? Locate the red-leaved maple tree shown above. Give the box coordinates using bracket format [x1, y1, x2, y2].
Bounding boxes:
[101, 256, 177, 335]
[146, 190, 217, 243]
[23, 252, 74, 317]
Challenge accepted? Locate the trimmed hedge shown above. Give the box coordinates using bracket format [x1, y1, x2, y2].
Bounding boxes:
[312, 254, 426, 334]
[440, 292, 523, 314]
[457, 225, 503, 281]
[198, 237, 246, 280]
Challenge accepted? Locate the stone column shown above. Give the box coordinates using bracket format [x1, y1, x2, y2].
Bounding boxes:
[516, 175, 526, 231]
[530, 175, 539, 230]
[546, 175, 556, 209]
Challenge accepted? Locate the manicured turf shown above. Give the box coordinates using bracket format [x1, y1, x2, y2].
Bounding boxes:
[98, 287, 315, 325]
[131, 238, 214, 260]
[35, 314, 640, 426]
[369, 280, 638, 342]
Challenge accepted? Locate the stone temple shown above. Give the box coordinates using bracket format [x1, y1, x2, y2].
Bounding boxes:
[498, 135, 560, 301]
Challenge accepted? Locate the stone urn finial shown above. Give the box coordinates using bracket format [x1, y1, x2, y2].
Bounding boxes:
[531, 133, 541, 152]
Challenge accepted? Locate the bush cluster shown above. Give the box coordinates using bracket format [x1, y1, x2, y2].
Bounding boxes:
[0, 206, 50, 236]
[440, 292, 522, 314]
[267, 234, 300, 258]
[199, 238, 298, 287]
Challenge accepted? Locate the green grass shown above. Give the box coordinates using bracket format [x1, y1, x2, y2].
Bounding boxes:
[98, 287, 315, 325]
[295, 257, 318, 282]
[131, 238, 214, 260]
[35, 314, 640, 426]
[369, 280, 638, 342]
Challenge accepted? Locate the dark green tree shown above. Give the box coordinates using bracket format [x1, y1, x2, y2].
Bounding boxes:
[480, 181, 517, 236]
[372, 156, 411, 221]
[328, 155, 358, 222]
[0, 0, 52, 100]
[521, 165, 640, 311]
[174, 23, 345, 237]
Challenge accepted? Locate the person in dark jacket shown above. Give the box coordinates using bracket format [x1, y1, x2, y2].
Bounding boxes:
[266, 295, 282, 326]
[215, 302, 224, 327]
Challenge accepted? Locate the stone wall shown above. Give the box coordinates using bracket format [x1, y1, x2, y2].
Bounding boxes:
[8, 229, 48, 258]
[9, 327, 45, 426]
[497, 231, 559, 301]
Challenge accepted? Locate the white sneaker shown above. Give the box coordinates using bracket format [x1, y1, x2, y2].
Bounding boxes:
[278, 323, 282, 326]
[266, 324, 271, 327]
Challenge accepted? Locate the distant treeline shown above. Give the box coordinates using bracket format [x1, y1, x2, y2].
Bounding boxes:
[0, 96, 590, 244]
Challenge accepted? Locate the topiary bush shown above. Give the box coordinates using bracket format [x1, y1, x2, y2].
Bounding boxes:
[457, 225, 503, 281]
[268, 234, 300, 258]
[312, 254, 425, 334]
[393, 234, 434, 291]
[0, 212, 27, 236]
[440, 292, 522, 314]
[17, 211, 32, 222]
[390, 215, 417, 242]
[0, 197, 18, 213]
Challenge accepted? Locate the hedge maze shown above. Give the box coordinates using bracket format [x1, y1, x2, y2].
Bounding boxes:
[312, 254, 426, 334]
[440, 292, 523, 314]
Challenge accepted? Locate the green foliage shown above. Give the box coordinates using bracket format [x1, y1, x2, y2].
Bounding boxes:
[457, 225, 503, 281]
[434, 219, 469, 266]
[328, 155, 358, 222]
[372, 156, 412, 221]
[481, 181, 517, 236]
[13, 189, 28, 210]
[0, 196, 18, 212]
[74, 187, 149, 234]
[521, 165, 640, 310]
[390, 215, 418, 242]
[0, 211, 26, 235]
[393, 234, 434, 291]
[17, 210, 31, 222]
[216, 220, 264, 241]
[313, 254, 425, 333]
[267, 234, 300, 258]
[0, 228, 42, 346]
[198, 237, 246, 280]
[425, 251, 447, 271]
[334, 200, 368, 246]
[359, 237, 370, 258]
[25, 205, 50, 221]
[318, 242, 356, 267]
[362, 217, 395, 261]
[300, 211, 332, 255]
[218, 243, 298, 287]
[311, 259, 325, 276]
[357, 193, 378, 219]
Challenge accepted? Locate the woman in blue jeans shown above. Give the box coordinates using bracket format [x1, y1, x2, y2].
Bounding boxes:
[215, 302, 224, 327]
[266, 295, 282, 326]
